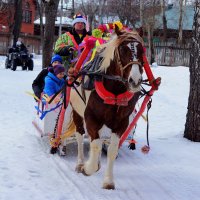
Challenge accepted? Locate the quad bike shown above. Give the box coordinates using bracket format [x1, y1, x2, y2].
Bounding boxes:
[5, 48, 34, 71]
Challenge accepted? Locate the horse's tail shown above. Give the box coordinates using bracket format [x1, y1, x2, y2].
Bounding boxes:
[60, 111, 76, 141]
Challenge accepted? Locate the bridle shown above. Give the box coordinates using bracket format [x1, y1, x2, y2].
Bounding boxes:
[114, 41, 143, 76]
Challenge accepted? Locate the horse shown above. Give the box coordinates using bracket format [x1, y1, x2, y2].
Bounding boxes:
[68, 26, 144, 189]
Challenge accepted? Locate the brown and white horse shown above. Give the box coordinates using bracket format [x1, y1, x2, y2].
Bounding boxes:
[69, 27, 144, 189]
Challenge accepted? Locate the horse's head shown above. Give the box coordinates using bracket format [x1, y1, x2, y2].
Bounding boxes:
[98, 26, 144, 93]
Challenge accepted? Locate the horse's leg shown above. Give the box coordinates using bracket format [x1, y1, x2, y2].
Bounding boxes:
[72, 110, 85, 173]
[82, 138, 102, 176]
[102, 133, 120, 190]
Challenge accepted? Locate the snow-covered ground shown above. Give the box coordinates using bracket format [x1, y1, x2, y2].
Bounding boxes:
[0, 55, 200, 200]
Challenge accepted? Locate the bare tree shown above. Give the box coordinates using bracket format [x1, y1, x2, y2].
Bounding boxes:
[184, 0, 200, 142]
[41, 0, 59, 67]
[98, 0, 107, 24]
[143, 0, 161, 64]
[12, 0, 22, 44]
[80, 0, 99, 30]
[140, 0, 144, 27]
[106, 0, 140, 27]
[35, 0, 45, 55]
[160, 0, 167, 41]
[178, 0, 184, 44]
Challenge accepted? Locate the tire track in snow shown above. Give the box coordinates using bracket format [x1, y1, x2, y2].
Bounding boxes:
[38, 137, 126, 200]
[116, 144, 195, 200]
[37, 136, 86, 200]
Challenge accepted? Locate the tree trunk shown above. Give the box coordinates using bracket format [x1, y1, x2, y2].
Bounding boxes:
[161, 0, 167, 41]
[36, 0, 44, 59]
[184, 1, 200, 142]
[42, 0, 59, 68]
[140, 0, 144, 27]
[12, 0, 22, 44]
[147, 24, 155, 64]
[178, 0, 184, 44]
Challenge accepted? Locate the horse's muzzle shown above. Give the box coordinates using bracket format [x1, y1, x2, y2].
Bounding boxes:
[129, 76, 142, 87]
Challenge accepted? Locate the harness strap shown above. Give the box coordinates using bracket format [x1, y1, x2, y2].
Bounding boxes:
[146, 98, 152, 147]
[35, 102, 62, 120]
[119, 54, 160, 148]
[66, 32, 79, 50]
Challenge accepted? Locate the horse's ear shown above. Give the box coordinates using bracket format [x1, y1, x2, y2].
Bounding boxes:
[114, 24, 122, 36]
[136, 27, 143, 37]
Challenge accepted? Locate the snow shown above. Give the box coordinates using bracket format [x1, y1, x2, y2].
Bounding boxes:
[0, 55, 200, 200]
[34, 17, 73, 26]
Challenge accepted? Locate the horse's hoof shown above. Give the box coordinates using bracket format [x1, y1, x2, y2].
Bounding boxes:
[75, 164, 84, 173]
[50, 147, 57, 154]
[81, 167, 90, 176]
[102, 182, 115, 190]
[96, 162, 101, 172]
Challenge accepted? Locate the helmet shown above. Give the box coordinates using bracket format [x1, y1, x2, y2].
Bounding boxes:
[16, 41, 22, 46]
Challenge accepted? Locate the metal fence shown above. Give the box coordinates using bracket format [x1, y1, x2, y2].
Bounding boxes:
[145, 42, 191, 66]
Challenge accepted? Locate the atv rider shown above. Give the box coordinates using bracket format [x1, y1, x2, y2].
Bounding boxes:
[13, 38, 28, 53]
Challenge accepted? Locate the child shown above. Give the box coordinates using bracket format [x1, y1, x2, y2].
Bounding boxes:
[32, 54, 63, 100]
[43, 64, 66, 102]
[37, 65, 65, 145]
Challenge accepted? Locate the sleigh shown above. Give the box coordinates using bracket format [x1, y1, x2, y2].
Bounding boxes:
[32, 22, 161, 189]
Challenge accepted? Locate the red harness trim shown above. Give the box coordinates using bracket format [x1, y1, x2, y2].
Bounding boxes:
[119, 52, 161, 148]
[94, 81, 134, 106]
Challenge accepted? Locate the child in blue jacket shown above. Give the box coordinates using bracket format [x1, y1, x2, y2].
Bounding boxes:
[43, 64, 66, 102]
[32, 54, 63, 100]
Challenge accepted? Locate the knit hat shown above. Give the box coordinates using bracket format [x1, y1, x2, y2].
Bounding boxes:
[72, 14, 87, 26]
[53, 65, 65, 75]
[51, 54, 62, 64]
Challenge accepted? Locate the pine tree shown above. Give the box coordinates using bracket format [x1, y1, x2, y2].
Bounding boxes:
[184, 1, 200, 142]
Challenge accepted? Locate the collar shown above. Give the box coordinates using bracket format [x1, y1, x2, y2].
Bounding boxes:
[94, 81, 134, 106]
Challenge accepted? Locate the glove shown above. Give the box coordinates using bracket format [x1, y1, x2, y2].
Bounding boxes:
[59, 46, 74, 56]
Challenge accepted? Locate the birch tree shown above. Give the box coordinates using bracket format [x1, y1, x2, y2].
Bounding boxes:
[184, 0, 200, 142]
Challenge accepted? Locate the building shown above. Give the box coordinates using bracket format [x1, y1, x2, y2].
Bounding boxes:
[155, 4, 194, 41]
[0, 0, 40, 55]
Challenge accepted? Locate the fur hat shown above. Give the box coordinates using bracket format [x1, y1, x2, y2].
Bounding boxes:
[72, 14, 87, 26]
[51, 54, 62, 64]
[53, 65, 65, 75]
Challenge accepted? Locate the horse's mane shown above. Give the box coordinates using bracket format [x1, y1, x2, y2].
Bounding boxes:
[97, 30, 144, 72]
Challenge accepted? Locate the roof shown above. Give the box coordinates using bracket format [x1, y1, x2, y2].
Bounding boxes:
[34, 16, 73, 26]
[155, 5, 194, 30]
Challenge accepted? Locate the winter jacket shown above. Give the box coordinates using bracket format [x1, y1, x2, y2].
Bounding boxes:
[32, 67, 49, 99]
[12, 42, 28, 53]
[54, 28, 91, 69]
[43, 72, 65, 97]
